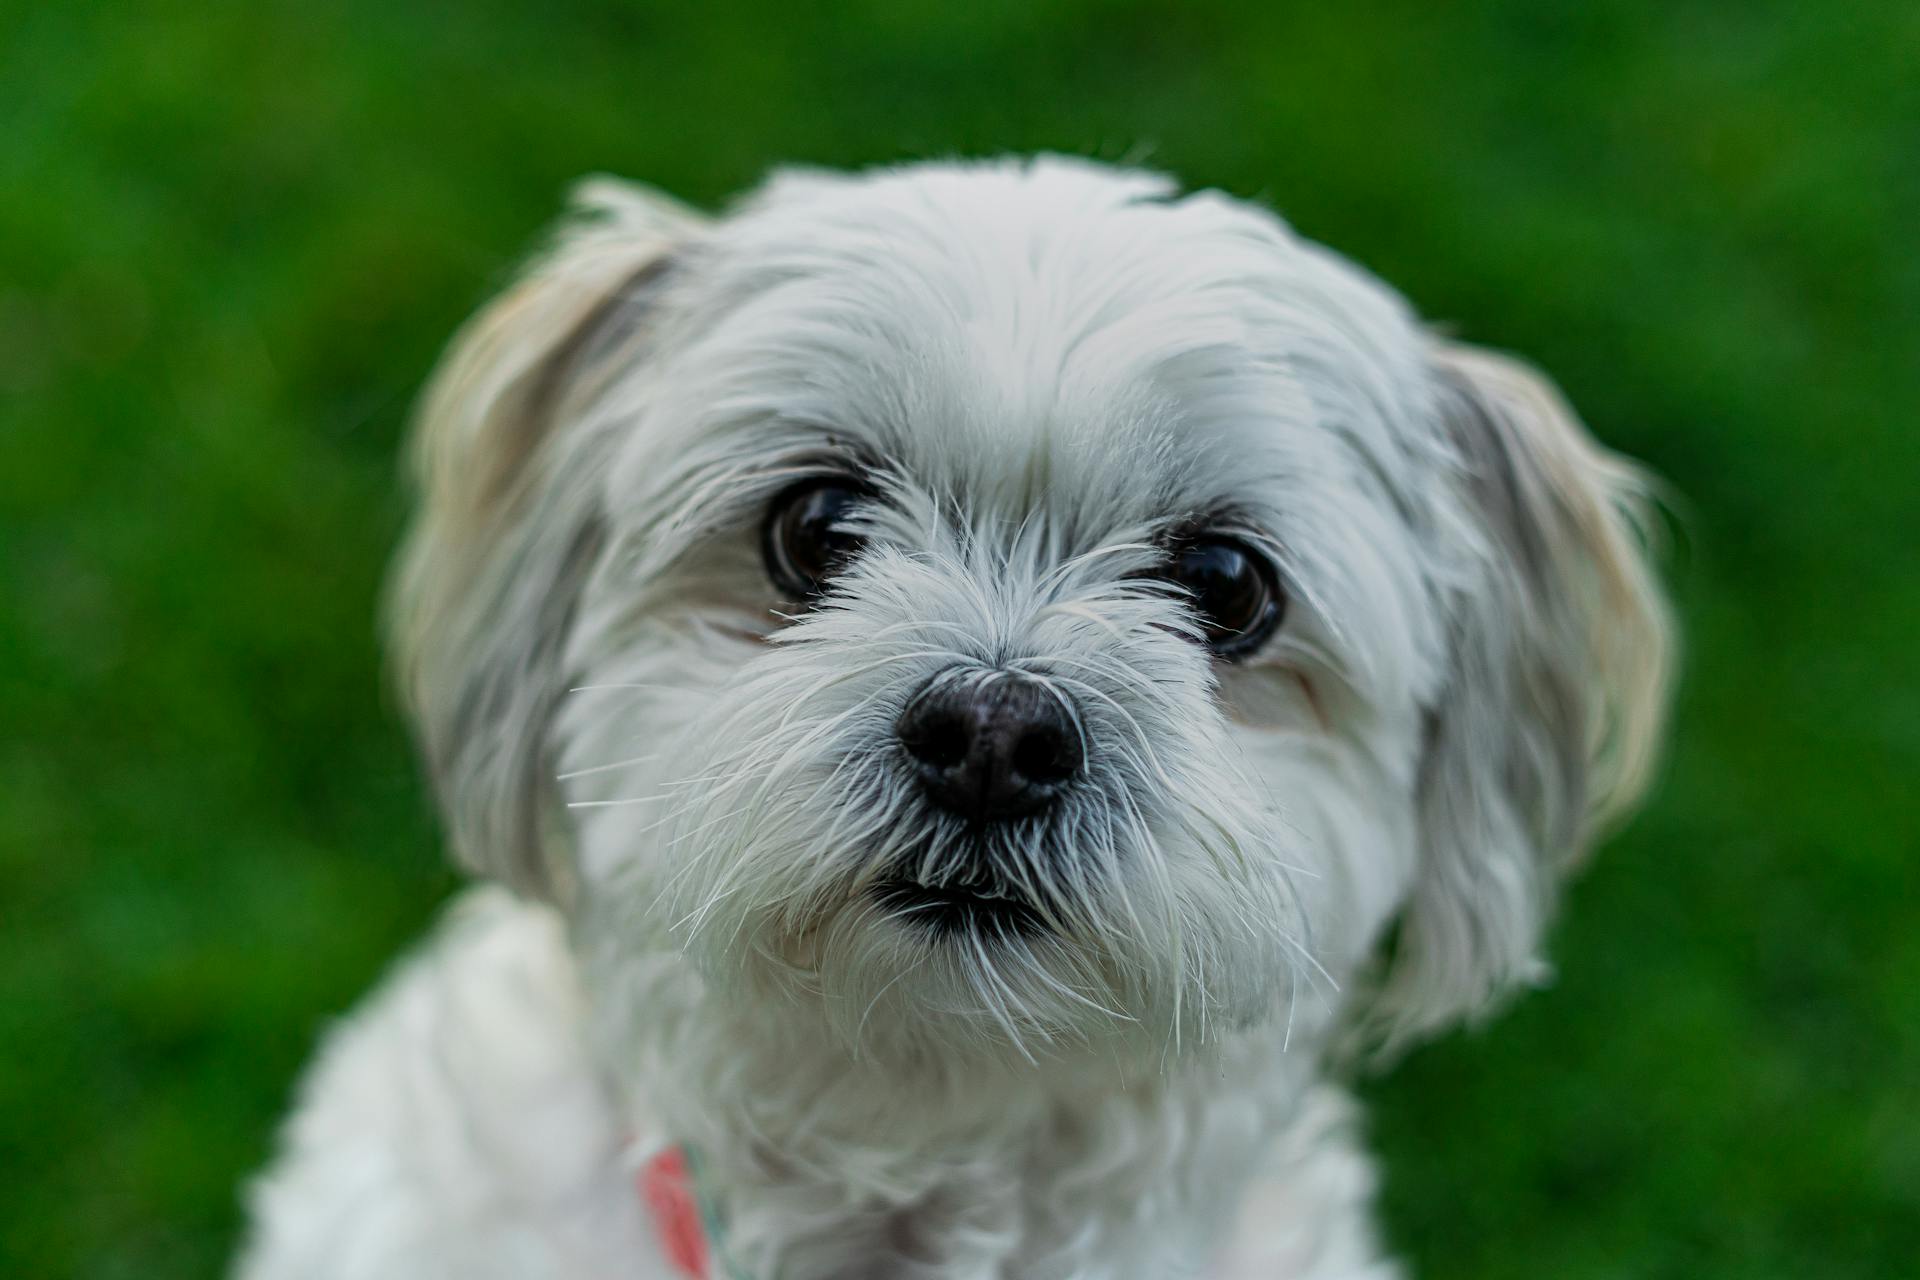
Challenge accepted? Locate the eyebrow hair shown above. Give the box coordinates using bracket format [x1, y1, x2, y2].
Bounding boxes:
[1153, 503, 1279, 550]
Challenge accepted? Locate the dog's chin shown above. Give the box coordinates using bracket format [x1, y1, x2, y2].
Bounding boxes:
[654, 813, 1301, 1070]
[711, 880, 1221, 1075]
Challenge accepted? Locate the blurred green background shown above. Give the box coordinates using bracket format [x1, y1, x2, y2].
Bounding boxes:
[3, 1, 1915, 1275]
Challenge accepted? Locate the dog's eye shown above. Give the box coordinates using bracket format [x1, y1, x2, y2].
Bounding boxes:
[762, 479, 870, 599]
[1163, 537, 1286, 660]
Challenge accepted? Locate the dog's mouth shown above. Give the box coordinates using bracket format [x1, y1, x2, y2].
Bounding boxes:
[872, 875, 1048, 939]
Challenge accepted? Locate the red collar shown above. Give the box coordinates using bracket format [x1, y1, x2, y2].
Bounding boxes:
[637, 1145, 710, 1278]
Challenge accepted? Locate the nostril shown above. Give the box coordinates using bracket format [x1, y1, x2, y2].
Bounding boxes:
[901, 706, 970, 770]
[1011, 723, 1079, 786]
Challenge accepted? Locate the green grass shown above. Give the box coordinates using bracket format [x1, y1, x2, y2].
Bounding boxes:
[3, 2, 1915, 1275]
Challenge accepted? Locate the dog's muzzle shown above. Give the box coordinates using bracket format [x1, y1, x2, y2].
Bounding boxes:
[879, 670, 1085, 936]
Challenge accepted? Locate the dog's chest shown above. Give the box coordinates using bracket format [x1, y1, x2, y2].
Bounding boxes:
[630, 1065, 1385, 1280]
[241, 889, 1390, 1280]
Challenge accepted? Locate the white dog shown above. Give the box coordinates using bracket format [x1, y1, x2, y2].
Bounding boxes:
[237, 157, 1672, 1279]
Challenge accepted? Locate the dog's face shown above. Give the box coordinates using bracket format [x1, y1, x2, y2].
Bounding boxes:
[392, 159, 1669, 1076]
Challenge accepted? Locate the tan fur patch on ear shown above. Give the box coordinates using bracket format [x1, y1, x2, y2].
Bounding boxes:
[387, 180, 703, 899]
[1432, 342, 1675, 852]
[413, 183, 698, 535]
[1361, 340, 1677, 1054]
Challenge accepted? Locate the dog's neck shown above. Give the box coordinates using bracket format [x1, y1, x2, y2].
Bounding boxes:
[588, 950, 1316, 1278]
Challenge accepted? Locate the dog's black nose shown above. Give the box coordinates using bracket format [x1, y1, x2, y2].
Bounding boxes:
[897, 673, 1082, 820]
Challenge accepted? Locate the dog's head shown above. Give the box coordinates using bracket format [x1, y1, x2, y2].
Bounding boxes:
[390, 158, 1670, 1075]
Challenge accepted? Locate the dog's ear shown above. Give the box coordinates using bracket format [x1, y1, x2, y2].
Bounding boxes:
[1370, 340, 1674, 1049]
[387, 178, 700, 903]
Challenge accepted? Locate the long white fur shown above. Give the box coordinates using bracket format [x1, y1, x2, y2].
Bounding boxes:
[237, 156, 1671, 1279]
